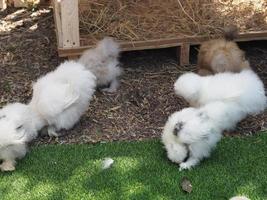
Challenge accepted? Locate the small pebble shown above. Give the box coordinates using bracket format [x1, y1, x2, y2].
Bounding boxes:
[181, 177, 192, 193]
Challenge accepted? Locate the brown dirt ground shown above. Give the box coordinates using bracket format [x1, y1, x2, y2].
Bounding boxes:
[0, 8, 266, 145]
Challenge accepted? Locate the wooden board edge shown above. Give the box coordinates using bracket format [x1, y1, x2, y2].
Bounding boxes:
[52, 0, 63, 48]
[57, 31, 267, 57]
[58, 42, 183, 57]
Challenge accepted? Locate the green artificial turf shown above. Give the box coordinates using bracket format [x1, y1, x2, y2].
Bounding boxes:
[0, 133, 266, 200]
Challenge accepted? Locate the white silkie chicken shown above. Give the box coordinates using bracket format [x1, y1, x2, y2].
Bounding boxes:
[162, 101, 246, 171]
[174, 69, 267, 114]
[29, 60, 96, 137]
[78, 37, 122, 92]
[0, 103, 44, 171]
[0, 61, 96, 171]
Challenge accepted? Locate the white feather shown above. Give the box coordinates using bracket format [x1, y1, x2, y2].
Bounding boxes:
[102, 158, 114, 169]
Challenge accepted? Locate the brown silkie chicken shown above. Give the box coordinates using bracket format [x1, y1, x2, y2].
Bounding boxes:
[197, 26, 250, 76]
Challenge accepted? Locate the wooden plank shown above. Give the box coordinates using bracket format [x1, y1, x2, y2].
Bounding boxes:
[68, 55, 79, 60]
[57, 30, 267, 57]
[80, 31, 267, 47]
[52, 0, 63, 48]
[80, 38, 182, 50]
[58, 42, 183, 57]
[60, 0, 80, 48]
[178, 43, 190, 66]
[0, 0, 7, 9]
[235, 31, 267, 41]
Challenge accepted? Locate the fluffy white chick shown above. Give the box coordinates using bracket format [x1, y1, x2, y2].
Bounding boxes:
[78, 37, 122, 92]
[78, 37, 122, 93]
[174, 69, 266, 114]
[162, 101, 246, 171]
[0, 103, 43, 171]
[29, 60, 96, 137]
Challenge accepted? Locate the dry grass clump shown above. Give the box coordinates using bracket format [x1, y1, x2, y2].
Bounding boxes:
[7, 0, 41, 9]
[79, 0, 267, 44]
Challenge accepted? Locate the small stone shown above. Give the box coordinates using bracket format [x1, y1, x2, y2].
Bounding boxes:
[181, 177, 192, 193]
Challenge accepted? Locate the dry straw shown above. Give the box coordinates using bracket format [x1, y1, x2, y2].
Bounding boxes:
[79, 0, 267, 44]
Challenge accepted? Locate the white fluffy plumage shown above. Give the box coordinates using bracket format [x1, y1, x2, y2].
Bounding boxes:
[0, 103, 42, 171]
[0, 61, 96, 170]
[29, 60, 96, 136]
[174, 69, 267, 114]
[162, 101, 247, 170]
[78, 37, 122, 92]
